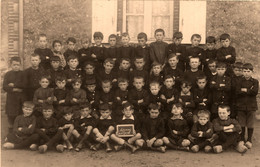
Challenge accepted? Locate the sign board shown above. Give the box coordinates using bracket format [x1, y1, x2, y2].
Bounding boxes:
[116, 124, 135, 137]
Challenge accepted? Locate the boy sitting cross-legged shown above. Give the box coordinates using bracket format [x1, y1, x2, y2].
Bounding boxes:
[92, 103, 115, 152]
[162, 103, 190, 151]
[212, 105, 247, 154]
[141, 103, 166, 153]
[73, 104, 97, 152]
[188, 110, 214, 153]
[110, 102, 142, 153]
[3, 101, 39, 150]
[36, 104, 64, 153]
[58, 107, 74, 150]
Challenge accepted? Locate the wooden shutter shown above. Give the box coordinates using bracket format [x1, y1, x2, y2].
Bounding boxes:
[179, 1, 206, 44]
[92, 0, 117, 42]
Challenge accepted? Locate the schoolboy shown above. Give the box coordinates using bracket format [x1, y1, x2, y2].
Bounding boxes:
[82, 61, 96, 87]
[84, 78, 98, 118]
[111, 102, 142, 153]
[212, 105, 247, 153]
[3, 57, 25, 128]
[3, 101, 39, 150]
[90, 31, 105, 68]
[33, 75, 54, 117]
[104, 34, 119, 67]
[186, 34, 204, 70]
[97, 58, 117, 89]
[202, 36, 217, 74]
[193, 75, 212, 122]
[160, 75, 179, 118]
[149, 81, 162, 107]
[68, 78, 87, 117]
[117, 58, 131, 82]
[36, 104, 64, 153]
[236, 63, 259, 149]
[134, 32, 151, 71]
[58, 107, 74, 150]
[73, 104, 96, 151]
[163, 53, 184, 90]
[184, 56, 204, 89]
[130, 56, 149, 88]
[95, 80, 114, 109]
[150, 29, 168, 66]
[210, 62, 231, 120]
[64, 37, 78, 62]
[204, 59, 217, 82]
[23, 53, 46, 101]
[149, 62, 164, 85]
[46, 56, 64, 88]
[141, 103, 166, 153]
[53, 76, 69, 120]
[78, 37, 92, 69]
[167, 32, 186, 71]
[178, 80, 195, 128]
[162, 103, 190, 151]
[117, 32, 135, 67]
[92, 103, 115, 152]
[128, 76, 149, 118]
[114, 78, 129, 120]
[64, 55, 81, 89]
[52, 40, 66, 68]
[230, 62, 243, 118]
[216, 33, 236, 76]
[189, 110, 214, 153]
[34, 34, 54, 69]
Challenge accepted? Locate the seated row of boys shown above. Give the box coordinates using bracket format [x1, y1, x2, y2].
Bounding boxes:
[3, 101, 249, 155]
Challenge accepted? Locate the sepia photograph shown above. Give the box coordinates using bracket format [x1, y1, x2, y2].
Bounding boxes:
[1, 0, 260, 167]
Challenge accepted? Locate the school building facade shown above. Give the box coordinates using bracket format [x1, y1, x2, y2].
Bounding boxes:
[1, 0, 259, 69]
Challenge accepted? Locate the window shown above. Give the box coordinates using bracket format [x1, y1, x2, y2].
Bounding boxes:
[123, 0, 173, 42]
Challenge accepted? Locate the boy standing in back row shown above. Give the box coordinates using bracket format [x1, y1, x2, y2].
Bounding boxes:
[150, 29, 168, 67]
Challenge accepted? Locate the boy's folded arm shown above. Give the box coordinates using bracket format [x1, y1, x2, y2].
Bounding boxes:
[247, 80, 259, 96]
[21, 118, 36, 134]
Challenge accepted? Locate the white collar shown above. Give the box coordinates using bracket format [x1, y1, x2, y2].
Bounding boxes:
[94, 44, 103, 47]
[181, 91, 191, 96]
[122, 115, 134, 120]
[212, 72, 217, 75]
[100, 116, 112, 120]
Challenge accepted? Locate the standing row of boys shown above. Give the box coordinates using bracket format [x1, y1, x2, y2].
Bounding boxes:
[3, 29, 258, 154]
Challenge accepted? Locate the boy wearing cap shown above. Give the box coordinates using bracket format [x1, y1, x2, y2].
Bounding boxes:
[236, 63, 259, 149]
[167, 32, 186, 72]
[92, 103, 115, 152]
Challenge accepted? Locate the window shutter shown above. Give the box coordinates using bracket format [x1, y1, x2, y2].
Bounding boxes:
[179, 1, 206, 44]
[92, 0, 117, 42]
